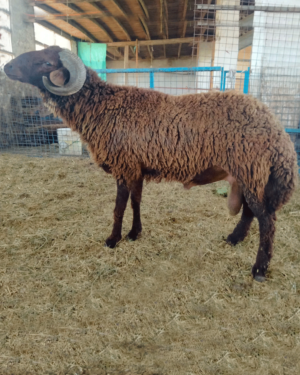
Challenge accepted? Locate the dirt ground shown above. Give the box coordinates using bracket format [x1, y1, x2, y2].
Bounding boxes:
[0, 153, 299, 375]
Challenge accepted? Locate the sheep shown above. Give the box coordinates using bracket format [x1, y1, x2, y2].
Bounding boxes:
[4, 46, 298, 282]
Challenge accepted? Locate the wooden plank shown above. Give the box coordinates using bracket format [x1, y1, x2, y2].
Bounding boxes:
[66, 2, 114, 42]
[124, 45, 129, 85]
[33, 3, 99, 42]
[178, 0, 188, 58]
[91, 2, 132, 52]
[137, 0, 149, 19]
[107, 47, 123, 59]
[164, 0, 169, 40]
[210, 39, 215, 90]
[110, 0, 128, 19]
[37, 20, 78, 41]
[30, 0, 104, 4]
[107, 37, 195, 47]
[139, 16, 153, 59]
[27, 12, 202, 26]
[135, 39, 139, 86]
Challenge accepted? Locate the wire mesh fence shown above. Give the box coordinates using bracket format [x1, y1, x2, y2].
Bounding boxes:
[193, 0, 300, 166]
[0, 67, 224, 158]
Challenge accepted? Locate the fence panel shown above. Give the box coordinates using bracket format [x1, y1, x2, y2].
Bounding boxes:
[0, 63, 299, 168]
[0, 67, 222, 158]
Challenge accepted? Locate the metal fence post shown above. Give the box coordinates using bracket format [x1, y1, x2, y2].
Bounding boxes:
[150, 72, 155, 89]
[220, 68, 224, 91]
[243, 67, 250, 94]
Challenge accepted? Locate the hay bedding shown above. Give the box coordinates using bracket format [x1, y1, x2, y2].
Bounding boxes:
[0, 154, 299, 375]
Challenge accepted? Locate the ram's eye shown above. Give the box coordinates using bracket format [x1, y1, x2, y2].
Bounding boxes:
[45, 62, 52, 66]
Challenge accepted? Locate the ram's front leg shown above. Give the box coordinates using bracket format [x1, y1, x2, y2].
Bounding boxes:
[127, 178, 144, 241]
[105, 180, 129, 248]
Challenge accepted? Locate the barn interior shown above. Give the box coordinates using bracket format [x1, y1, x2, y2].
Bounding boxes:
[0, 2, 300, 372]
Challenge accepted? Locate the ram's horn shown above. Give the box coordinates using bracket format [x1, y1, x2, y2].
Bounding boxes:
[42, 49, 86, 96]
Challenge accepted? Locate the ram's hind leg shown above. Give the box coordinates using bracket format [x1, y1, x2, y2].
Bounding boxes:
[243, 191, 276, 282]
[227, 196, 254, 245]
[127, 178, 144, 241]
[105, 180, 129, 248]
[251, 212, 276, 282]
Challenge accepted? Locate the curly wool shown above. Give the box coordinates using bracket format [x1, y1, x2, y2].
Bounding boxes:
[43, 68, 297, 207]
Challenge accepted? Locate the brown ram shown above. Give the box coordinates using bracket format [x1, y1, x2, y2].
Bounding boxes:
[4, 46, 298, 282]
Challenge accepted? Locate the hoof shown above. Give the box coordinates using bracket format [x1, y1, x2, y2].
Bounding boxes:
[105, 236, 121, 248]
[254, 275, 266, 283]
[126, 229, 141, 242]
[252, 264, 267, 282]
[226, 234, 239, 246]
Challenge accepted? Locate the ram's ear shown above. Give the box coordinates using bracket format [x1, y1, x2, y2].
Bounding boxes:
[49, 67, 70, 87]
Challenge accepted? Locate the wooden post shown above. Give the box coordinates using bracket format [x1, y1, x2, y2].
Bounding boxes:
[124, 45, 129, 85]
[135, 39, 139, 87]
[210, 39, 215, 90]
[196, 39, 201, 93]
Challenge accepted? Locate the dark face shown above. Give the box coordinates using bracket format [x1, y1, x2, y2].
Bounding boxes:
[4, 46, 66, 89]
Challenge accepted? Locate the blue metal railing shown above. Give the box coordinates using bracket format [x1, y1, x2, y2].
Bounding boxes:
[95, 66, 223, 90]
[96, 66, 251, 93]
[95, 66, 223, 74]
[220, 67, 250, 94]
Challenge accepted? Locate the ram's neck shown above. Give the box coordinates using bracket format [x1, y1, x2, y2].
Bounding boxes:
[40, 68, 116, 143]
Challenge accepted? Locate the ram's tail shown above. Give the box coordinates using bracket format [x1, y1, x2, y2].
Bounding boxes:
[265, 145, 298, 214]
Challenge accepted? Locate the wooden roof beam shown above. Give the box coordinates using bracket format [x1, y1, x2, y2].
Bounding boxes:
[27, 12, 199, 25]
[107, 37, 195, 47]
[30, 0, 129, 20]
[33, 2, 122, 60]
[91, 2, 133, 53]
[137, 0, 149, 19]
[178, 0, 189, 58]
[33, 3, 99, 42]
[36, 20, 78, 41]
[65, 3, 115, 43]
[164, 0, 169, 39]
[109, 0, 128, 20]
[139, 16, 153, 60]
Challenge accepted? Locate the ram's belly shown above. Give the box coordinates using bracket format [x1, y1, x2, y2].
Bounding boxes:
[183, 166, 243, 216]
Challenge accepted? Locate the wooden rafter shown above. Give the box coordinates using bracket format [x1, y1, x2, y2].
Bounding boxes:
[107, 37, 195, 47]
[159, 0, 164, 36]
[66, 3, 114, 42]
[29, 0, 98, 3]
[30, 0, 128, 19]
[33, 3, 98, 42]
[164, 0, 169, 39]
[178, 0, 188, 58]
[37, 20, 78, 41]
[137, 0, 149, 19]
[110, 0, 128, 19]
[91, 3, 131, 42]
[64, 2, 122, 59]
[139, 16, 153, 60]
[27, 12, 200, 27]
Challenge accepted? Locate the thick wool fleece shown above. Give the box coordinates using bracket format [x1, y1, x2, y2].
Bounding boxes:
[42, 68, 297, 209]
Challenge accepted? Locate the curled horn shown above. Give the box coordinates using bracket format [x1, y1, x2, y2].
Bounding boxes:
[42, 49, 86, 96]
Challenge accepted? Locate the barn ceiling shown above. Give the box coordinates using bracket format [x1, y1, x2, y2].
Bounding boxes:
[27, 0, 255, 60]
[28, 0, 218, 60]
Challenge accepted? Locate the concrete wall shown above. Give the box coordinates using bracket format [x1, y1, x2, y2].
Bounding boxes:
[0, 0, 39, 148]
[10, 0, 35, 55]
[1, 0, 36, 106]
